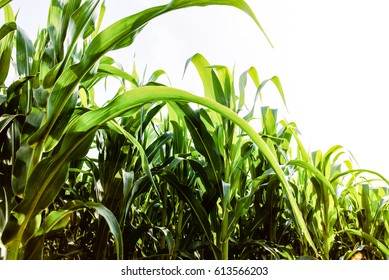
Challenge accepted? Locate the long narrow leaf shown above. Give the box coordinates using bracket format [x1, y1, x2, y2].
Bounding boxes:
[0, 5, 15, 84]
[287, 159, 337, 199]
[68, 200, 123, 260]
[177, 103, 222, 195]
[28, 0, 269, 152]
[338, 229, 389, 257]
[0, 0, 12, 9]
[157, 169, 217, 258]
[0, 21, 16, 40]
[4, 86, 317, 258]
[31, 201, 124, 260]
[167, 0, 273, 47]
[108, 120, 159, 196]
[61, 86, 318, 255]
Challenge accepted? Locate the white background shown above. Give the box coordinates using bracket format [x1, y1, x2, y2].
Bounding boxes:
[6, 0, 389, 180]
[0, 260, 386, 279]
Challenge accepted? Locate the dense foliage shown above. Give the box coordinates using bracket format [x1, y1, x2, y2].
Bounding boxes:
[1, 0, 389, 260]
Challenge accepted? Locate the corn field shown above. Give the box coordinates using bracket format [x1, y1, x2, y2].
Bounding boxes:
[1, 0, 389, 260]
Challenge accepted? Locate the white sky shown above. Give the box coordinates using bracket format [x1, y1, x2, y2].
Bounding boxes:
[6, 0, 389, 179]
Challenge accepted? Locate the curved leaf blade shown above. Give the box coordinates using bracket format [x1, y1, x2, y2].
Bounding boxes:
[28, 0, 269, 152]
[68, 200, 123, 260]
[5, 86, 317, 258]
[338, 229, 389, 258]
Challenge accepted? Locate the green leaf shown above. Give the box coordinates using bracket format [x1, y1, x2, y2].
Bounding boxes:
[40, 91, 79, 152]
[33, 209, 71, 237]
[23, 235, 45, 260]
[90, 0, 105, 39]
[0, 187, 9, 231]
[46, 0, 64, 61]
[238, 66, 260, 112]
[0, 5, 15, 84]
[269, 76, 287, 109]
[221, 181, 231, 215]
[16, 27, 35, 76]
[183, 53, 223, 124]
[244, 76, 287, 120]
[29, 0, 270, 153]
[97, 63, 138, 87]
[0, 0, 12, 9]
[1, 156, 68, 252]
[287, 159, 337, 199]
[43, 0, 100, 88]
[121, 170, 134, 224]
[156, 226, 173, 254]
[330, 169, 389, 186]
[67, 200, 123, 260]
[338, 229, 389, 257]
[261, 106, 277, 136]
[166, 0, 273, 47]
[184, 54, 214, 98]
[77, 86, 316, 255]
[59, 0, 82, 45]
[177, 103, 223, 196]
[108, 120, 159, 196]
[18, 157, 69, 219]
[157, 169, 216, 256]
[145, 131, 174, 162]
[12, 142, 33, 196]
[0, 114, 24, 135]
[148, 69, 170, 85]
[5, 86, 317, 258]
[211, 69, 228, 107]
[0, 21, 16, 40]
[279, 120, 310, 163]
[66, 0, 99, 56]
[141, 102, 166, 131]
[361, 183, 372, 229]
[384, 210, 389, 234]
[212, 65, 234, 109]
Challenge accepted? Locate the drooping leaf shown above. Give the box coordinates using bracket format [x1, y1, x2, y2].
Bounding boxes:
[0, 5, 15, 84]
[4, 85, 317, 258]
[97, 63, 138, 87]
[177, 103, 222, 194]
[107, 120, 159, 196]
[29, 0, 269, 152]
[166, 0, 273, 47]
[0, 0, 12, 9]
[287, 159, 337, 199]
[244, 76, 287, 121]
[0, 114, 25, 135]
[157, 169, 216, 256]
[155, 226, 174, 254]
[60, 86, 317, 255]
[27, 201, 124, 260]
[0, 21, 16, 40]
[33, 209, 71, 237]
[67, 200, 123, 260]
[338, 229, 389, 257]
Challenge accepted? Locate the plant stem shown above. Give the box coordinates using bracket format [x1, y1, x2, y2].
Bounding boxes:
[220, 209, 229, 260]
[161, 182, 168, 256]
[6, 240, 20, 260]
[172, 200, 184, 260]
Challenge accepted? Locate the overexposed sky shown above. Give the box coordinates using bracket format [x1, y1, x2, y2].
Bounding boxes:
[6, 0, 389, 179]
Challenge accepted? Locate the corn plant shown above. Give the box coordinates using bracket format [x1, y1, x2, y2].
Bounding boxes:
[2, 0, 309, 260]
[1, 0, 389, 260]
